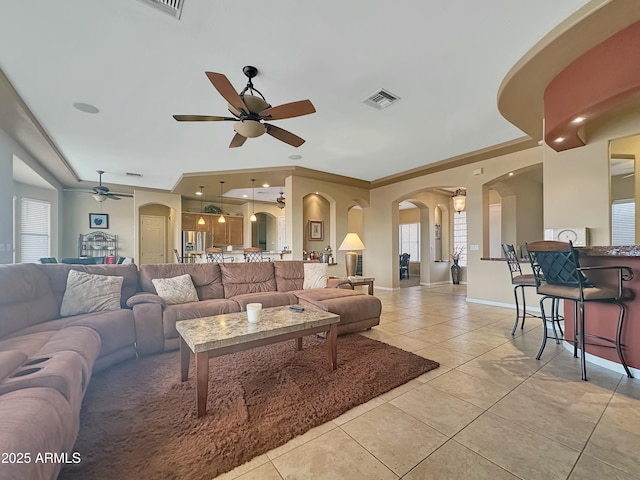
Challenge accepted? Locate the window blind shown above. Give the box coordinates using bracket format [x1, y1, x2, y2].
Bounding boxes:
[20, 198, 51, 263]
[399, 222, 420, 261]
[612, 199, 635, 246]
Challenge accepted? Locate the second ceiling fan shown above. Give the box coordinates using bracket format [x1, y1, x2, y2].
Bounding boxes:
[173, 66, 316, 148]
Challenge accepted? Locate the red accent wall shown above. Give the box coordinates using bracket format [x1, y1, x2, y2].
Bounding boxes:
[544, 20, 640, 150]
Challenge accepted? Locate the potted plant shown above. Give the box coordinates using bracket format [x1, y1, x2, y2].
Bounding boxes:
[450, 246, 464, 284]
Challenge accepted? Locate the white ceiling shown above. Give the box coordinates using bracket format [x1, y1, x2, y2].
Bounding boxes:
[0, 0, 591, 191]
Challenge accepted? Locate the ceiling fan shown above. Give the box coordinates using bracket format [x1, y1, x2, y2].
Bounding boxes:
[173, 66, 316, 148]
[66, 170, 134, 202]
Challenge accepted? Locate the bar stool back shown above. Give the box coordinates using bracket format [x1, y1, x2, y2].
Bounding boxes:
[526, 240, 633, 381]
[502, 244, 540, 335]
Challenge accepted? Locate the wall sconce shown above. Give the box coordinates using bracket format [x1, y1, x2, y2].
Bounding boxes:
[452, 188, 466, 213]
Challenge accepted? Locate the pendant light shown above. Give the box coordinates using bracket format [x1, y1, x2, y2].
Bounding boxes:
[218, 181, 226, 223]
[249, 178, 257, 222]
[197, 186, 206, 225]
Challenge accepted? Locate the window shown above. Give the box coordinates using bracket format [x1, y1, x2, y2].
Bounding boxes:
[612, 199, 635, 245]
[453, 211, 467, 266]
[20, 198, 51, 263]
[399, 223, 420, 261]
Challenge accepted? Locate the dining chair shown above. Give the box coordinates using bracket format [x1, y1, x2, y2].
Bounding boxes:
[399, 253, 410, 279]
[526, 240, 633, 381]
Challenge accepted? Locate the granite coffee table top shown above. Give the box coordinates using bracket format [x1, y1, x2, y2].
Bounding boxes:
[176, 305, 340, 353]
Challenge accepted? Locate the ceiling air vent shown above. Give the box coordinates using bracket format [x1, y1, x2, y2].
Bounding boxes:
[137, 0, 184, 19]
[125, 172, 143, 177]
[362, 88, 400, 110]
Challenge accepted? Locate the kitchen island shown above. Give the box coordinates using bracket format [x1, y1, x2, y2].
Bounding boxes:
[569, 246, 640, 375]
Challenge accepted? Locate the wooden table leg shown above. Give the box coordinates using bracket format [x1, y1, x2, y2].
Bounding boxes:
[180, 337, 190, 382]
[195, 351, 209, 417]
[296, 337, 303, 351]
[368, 281, 374, 295]
[327, 323, 337, 370]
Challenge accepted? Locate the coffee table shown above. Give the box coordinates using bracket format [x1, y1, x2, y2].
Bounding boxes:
[176, 305, 340, 417]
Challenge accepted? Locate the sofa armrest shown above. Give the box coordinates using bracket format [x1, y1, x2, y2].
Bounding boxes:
[127, 293, 166, 355]
[327, 278, 354, 289]
[126, 293, 166, 308]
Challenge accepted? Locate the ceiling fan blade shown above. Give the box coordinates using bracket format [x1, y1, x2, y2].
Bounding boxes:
[173, 115, 236, 122]
[205, 72, 248, 115]
[265, 123, 305, 147]
[229, 132, 247, 148]
[259, 100, 316, 120]
[106, 194, 122, 200]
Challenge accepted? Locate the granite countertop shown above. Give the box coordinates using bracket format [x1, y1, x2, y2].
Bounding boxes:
[579, 246, 640, 257]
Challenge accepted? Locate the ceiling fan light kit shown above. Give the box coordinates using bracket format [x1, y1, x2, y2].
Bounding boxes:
[173, 66, 315, 148]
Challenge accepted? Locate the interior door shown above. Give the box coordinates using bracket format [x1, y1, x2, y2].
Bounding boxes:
[140, 215, 166, 264]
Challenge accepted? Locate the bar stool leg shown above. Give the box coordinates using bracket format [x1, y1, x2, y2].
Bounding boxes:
[614, 302, 633, 378]
[535, 296, 549, 360]
[511, 285, 521, 336]
[579, 302, 588, 381]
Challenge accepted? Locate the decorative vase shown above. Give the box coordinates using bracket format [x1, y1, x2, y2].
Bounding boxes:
[451, 258, 461, 285]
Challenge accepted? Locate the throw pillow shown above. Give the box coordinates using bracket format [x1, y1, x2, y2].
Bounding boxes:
[303, 263, 328, 289]
[60, 269, 124, 317]
[151, 274, 199, 305]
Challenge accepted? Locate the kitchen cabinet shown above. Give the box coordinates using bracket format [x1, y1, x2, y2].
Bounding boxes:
[212, 215, 243, 245]
[182, 213, 211, 232]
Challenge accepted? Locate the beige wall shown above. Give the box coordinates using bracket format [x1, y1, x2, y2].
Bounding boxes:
[399, 208, 420, 224]
[544, 107, 640, 246]
[62, 191, 135, 259]
[367, 146, 543, 303]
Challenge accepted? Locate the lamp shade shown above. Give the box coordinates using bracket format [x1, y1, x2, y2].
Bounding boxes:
[339, 233, 366, 251]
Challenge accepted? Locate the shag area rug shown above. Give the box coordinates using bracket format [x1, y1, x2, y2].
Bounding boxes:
[59, 334, 439, 480]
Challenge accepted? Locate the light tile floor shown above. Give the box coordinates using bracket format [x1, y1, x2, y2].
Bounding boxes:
[215, 285, 640, 480]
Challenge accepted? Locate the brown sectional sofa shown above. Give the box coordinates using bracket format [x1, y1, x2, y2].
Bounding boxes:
[0, 260, 380, 480]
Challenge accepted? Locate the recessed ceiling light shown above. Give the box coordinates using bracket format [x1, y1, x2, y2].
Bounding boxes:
[242, 194, 248, 198]
[554, 137, 565, 143]
[571, 116, 586, 124]
[72, 102, 99, 114]
[288, 154, 302, 160]
[262, 183, 270, 188]
[195, 190, 203, 196]
[508, 172, 514, 176]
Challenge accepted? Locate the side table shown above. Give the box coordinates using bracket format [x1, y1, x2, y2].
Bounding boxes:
[331, 276, 375, 295]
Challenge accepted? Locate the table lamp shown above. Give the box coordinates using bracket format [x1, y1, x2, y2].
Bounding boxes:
[338, 233, 366, 277]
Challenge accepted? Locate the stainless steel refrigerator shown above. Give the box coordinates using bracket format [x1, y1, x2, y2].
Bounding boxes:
[182, 231, 213, 259]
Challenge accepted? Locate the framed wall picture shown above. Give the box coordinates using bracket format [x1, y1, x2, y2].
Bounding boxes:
[308, 220, 324, 241]
[89, 213, 109, 229]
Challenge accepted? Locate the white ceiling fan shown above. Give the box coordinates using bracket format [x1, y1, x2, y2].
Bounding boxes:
[65, 170, 134, 202]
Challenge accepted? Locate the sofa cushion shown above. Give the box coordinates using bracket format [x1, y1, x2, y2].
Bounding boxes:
[60, 269, 123, 317]
[161, 298, 240, 340]
[294, 288, 366, 302]
[303, 263, 328, 289]
[66, 309, 135, 358]
[0, 387, 79, 479]
[151, 274, 199, 305]
[36, 263, 140, 309]
[273, 260, 304, 291]
[0, 264, 59, 339]
[139, 263, 224, 300]
[231, 291, 298, 310]
[219, 262, 277, 298]
[297, 292, 382, 327]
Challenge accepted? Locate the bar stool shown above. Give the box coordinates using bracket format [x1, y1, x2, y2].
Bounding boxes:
[526, 240, 633, 381]
[501, 244, 542, 335]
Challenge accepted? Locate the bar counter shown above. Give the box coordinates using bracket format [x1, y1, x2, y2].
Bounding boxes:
[572, 246, 640, 373]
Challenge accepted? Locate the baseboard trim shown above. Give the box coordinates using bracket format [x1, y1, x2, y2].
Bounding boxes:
[561, 342, 639, 378]
[466, 297, 542, 313]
